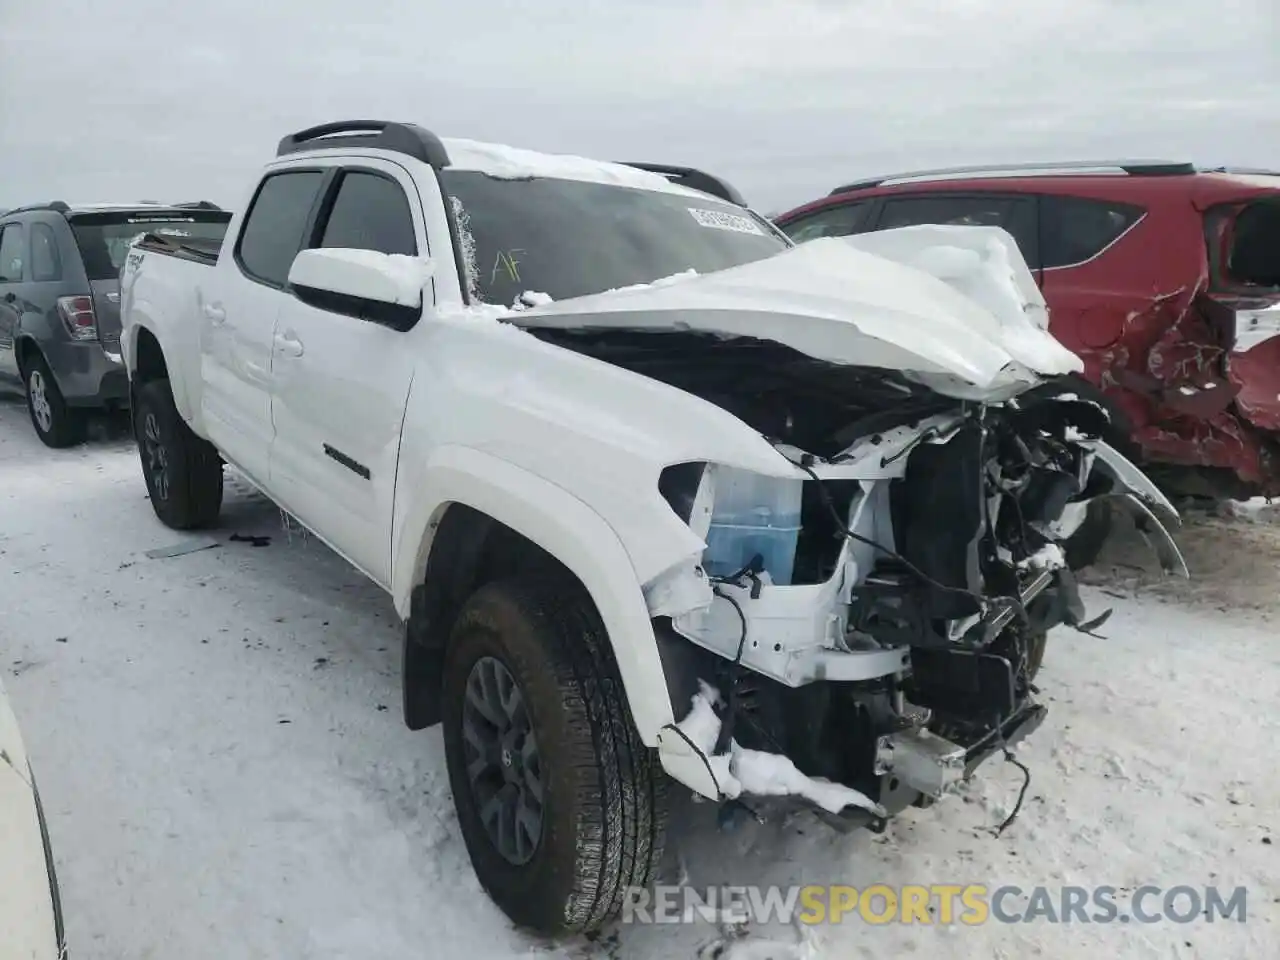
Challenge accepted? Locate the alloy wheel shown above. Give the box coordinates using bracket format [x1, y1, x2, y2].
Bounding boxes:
[461, 655, 545, 865]
[142, 412, 171, 502]
[28, 370, 53, 434]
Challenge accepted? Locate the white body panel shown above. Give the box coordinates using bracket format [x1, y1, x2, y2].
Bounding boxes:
[0, 677, 60, 960]
[120, 137, 1177, 799]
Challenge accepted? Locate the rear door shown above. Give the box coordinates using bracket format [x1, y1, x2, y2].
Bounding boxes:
[66, 210, 231, 355]
[201, 171, 326, 483]
[1034, 194, 1150, 368]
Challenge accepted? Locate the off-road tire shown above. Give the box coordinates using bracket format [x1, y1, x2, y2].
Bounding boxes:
[24, 352, 85, 448]
[442, 577, 668, 935]
[133, 378, 223, 529]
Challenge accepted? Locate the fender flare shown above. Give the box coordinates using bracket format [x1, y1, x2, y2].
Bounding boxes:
[13, 333, 46, 378]
[123, 320, 193, 423]
[13, 306, 60, 377]
[392, 445, 677, 745]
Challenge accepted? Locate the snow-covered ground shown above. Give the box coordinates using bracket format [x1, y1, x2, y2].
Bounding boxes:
[0, 395, 1275, 959]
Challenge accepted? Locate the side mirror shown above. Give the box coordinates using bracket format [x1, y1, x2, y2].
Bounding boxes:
[287, 248, 434, 331]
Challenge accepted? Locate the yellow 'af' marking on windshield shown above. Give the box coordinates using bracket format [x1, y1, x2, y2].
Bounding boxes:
[491, 249, 525, 284]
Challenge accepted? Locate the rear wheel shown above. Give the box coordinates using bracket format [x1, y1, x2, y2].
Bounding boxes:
[133, 378, 223, 529]
[441, 578, 668, 935]
[24, 354, 85, 448]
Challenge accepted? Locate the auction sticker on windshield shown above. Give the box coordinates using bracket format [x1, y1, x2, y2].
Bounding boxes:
[688, 207, 764, 235]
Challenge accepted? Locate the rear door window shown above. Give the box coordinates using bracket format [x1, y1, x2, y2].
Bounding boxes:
[317, 171, 417, 256]
[0, 224, 26, 282]
[874, 193, 1039, 267]
[779, 201, 874, 243]
[1038, 195, 1144, 269]
[29, 223, 63, 281]
[236, 171, 327, 287]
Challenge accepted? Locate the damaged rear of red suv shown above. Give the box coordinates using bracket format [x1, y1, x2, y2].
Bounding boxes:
[775, 162, 1280, 503]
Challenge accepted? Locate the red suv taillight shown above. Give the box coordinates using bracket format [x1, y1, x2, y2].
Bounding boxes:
[56, 295, 99, 341]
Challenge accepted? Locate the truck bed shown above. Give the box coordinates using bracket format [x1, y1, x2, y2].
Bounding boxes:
[133, 232, 222, 266]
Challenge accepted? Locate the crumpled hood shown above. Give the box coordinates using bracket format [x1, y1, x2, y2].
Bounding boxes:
[509, 226, 1082, 398]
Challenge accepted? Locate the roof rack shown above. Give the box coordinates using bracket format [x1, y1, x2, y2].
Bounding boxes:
[1201, 165, 1280, 177]
[829, 159, 1198, 195]
[277, 120, 451, 168]
[2, 200, 72, 216]
[618, 162, 746, 206]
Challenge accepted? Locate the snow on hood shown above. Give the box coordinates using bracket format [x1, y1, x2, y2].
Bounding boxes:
[509, 227, 1082, 398]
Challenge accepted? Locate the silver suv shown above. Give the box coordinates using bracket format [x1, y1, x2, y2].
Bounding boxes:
[0, 201, 230, 446]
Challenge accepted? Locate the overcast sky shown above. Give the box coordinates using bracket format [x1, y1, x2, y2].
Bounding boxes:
[2, 0, 1277, 213]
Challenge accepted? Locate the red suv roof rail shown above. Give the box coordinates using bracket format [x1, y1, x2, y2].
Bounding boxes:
[829, 159, 1197, 196]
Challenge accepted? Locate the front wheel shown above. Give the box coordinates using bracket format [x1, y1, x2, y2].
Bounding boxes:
[132, 378, 224, 529]
[441, 578, 668, 935]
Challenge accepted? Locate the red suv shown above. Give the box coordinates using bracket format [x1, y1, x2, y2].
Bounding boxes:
[776, 162, 1280, 515]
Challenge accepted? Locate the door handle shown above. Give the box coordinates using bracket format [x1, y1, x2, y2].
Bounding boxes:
[274, 332, 304, 358]
[203, 304, 226, 324]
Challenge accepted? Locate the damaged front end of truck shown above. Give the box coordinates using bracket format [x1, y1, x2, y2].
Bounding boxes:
[518, 229, 1186, 829]
[642, 386, 1182, 829]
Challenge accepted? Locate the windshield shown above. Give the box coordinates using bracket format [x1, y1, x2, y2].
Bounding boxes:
[70, 211, 231, 280]
[439, 171, 788, 306]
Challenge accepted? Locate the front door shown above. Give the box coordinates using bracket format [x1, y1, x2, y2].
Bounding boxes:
[0, 222, 26, 384]
[268, 161, 429, 585]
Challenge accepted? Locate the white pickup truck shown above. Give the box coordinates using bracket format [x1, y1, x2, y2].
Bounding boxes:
[120, 120, 1185, 935]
